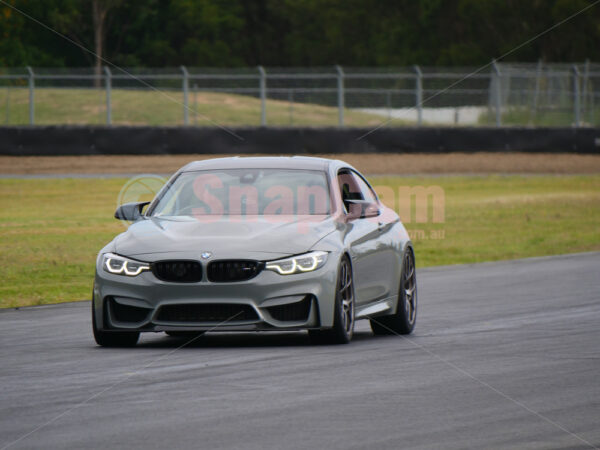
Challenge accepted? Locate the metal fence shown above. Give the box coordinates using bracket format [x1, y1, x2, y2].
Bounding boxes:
[0, 62, 598, 127]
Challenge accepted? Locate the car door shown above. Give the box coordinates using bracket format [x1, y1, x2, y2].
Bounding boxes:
[338, 169, 395, 305]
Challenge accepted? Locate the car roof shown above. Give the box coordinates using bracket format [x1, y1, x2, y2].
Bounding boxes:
[181, 156, 348, 172]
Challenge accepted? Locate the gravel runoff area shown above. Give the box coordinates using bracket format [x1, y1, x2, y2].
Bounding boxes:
[2, 152, 600, 175]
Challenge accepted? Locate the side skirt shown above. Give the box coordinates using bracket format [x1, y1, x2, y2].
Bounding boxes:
[355, 295, 398, 319]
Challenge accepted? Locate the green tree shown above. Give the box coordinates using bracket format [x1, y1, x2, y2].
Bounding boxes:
[1, 0, 599, 68]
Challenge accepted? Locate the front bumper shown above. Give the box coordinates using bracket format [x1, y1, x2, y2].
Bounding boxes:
[93, 255, 339, 333]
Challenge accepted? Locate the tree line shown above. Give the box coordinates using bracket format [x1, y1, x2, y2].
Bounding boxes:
[1, 0, 598, 69]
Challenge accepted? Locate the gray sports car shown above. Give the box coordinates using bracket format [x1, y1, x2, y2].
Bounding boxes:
[92, 156, 417, 346]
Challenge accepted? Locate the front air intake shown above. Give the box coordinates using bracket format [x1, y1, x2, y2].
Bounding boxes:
[266, 296, 312, 322]
[108, 297, 151, 324]
[156, 303, 259, 323]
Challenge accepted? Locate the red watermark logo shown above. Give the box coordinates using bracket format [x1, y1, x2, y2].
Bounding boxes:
[117, 173, 445, 239]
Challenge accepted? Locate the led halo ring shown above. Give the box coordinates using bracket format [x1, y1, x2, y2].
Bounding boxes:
[265, 251, 328, 275]
[103, 253, 150, 277]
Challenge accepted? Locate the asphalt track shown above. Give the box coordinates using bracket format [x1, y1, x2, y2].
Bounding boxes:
[1, 252, 599, 450]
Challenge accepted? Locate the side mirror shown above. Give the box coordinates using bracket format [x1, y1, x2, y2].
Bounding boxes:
[345, 199, 380, 219]
[114, 201, 150, 221]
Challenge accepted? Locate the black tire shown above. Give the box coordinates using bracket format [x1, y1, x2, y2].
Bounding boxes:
[165, 331, 205, 338]
[309, 255, 355, 345]
[370, 247, 417, 336]
[92, 298, 140, 347]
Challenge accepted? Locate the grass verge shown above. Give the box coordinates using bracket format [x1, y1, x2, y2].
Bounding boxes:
[0, 87, 385, 127]
[1, 175, 599, 308]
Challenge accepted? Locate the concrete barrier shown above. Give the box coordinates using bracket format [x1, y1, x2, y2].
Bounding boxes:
[0, 126, 599, 156]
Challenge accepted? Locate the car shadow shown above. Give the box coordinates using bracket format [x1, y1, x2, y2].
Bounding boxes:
[134, 329, 375, 349]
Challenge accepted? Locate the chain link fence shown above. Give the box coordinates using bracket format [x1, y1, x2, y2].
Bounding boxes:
[0, 62, 597, 127]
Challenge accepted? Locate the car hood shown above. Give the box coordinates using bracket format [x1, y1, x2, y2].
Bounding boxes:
[114, 215, 338, 261]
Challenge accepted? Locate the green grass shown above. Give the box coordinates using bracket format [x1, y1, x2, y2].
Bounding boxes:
[2, 88, 597, 127]
[373, 175, 600, 266]
[1, 175, 599, 308]
[0, 87, 385, 127]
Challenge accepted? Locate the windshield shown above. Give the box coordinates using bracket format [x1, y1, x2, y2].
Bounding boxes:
[150, 169, 330, 217]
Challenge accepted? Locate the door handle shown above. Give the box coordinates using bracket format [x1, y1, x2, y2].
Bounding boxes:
[377, 222, 384, 232]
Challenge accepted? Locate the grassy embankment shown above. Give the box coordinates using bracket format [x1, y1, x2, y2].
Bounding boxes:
[3, 88, 600, 127]
[1, 175, 599, 308]
[0, 87, 384, 127]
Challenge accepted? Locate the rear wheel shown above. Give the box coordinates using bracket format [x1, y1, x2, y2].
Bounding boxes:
[309, 255, 355, 345]
[92, 298, 140, 347]
[370, 247, 417, 335]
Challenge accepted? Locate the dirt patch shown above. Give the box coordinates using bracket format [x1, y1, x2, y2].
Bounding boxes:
[1, 153, 600, 175]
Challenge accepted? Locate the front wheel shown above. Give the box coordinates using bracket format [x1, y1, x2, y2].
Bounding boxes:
[370, 247, 417, 335]
[309, 255, 355, 345]
[92, 300, 140, 347]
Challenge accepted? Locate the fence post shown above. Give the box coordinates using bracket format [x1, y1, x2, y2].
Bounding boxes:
[582, 59, 590, 122]
[103, 66, 112, 125]
[531, 59, 542, 122]
[414, 65, 423, 126]
[591, 72, 596, 125]
[335, 65, 345, 127]
[26, 66, 34, 125]
[181, 66, 190, 125]
[572, 65, 581, 127]
[492, 60, 501, 127]
[288, 89, 294, 126]
[5, 86, 9, 125]
[581, 59, 590, 122]
[258, 66, 267, 126]
[193, 83, 198, 126]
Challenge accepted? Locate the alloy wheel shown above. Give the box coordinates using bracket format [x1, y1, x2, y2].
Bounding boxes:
[339, 257, 355, 334]
[403, 250, 417, 325]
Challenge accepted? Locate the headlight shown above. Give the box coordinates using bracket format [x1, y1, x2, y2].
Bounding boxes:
[102, 253, 150, 276]
[265, 251, 328, 275]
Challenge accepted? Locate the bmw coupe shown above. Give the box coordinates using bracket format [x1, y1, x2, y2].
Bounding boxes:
[92, 157, 417, 346]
